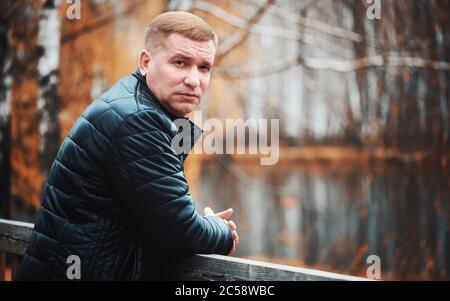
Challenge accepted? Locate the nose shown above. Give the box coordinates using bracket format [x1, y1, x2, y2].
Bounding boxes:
[183, 67, 200, 89]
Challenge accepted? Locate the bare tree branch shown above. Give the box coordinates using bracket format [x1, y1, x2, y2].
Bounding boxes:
[192, 0, 354, 60]
[191, 0, 276, 63]
[61, 0, 146, 44]
[167, 0, 193, 11]
[218, 0, 276, 61]
[240, 0, 364, 43]
[216, 54, 450, 78]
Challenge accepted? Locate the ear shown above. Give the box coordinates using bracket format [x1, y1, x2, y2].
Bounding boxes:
[139, 49, 151, 76]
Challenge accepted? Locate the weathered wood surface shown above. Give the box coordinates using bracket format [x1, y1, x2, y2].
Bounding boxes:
[0, 218, 369, 281]
[0, 219, 34, 280]
[178, 254, 367, 281]
[0, 219, 34, 256]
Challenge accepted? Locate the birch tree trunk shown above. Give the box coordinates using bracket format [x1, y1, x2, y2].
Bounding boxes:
[0, 1, 12, 218]
[37, 0, 61, 184]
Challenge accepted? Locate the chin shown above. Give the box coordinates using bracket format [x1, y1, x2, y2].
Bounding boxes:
[175, 105, 197, 117]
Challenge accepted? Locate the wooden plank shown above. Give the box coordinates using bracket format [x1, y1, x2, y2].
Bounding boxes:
[178, 254, 369, 281]
[0, 219, 34, 256]
[0, 219, 369, 281]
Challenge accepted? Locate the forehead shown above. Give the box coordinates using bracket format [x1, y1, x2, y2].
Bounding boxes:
[162, 33, 216, 63]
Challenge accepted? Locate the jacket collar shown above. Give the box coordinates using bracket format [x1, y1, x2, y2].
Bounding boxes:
[131, 68, 203, 157]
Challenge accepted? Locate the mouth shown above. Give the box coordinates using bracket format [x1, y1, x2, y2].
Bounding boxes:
[176, 93, 200, 101]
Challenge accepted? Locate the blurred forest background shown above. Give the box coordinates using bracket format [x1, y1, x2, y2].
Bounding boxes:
[0, 0, 449, 280]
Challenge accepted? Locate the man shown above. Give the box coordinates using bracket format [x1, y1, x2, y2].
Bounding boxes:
[16, 11, 238, 281]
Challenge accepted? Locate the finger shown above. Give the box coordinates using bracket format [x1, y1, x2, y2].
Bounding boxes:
[228, 220, 237, 231]
[215, 208, 233, 219]
[215, 208, 233, 220]
[231, 230, 238, 243]
[204, 207, 215, 216]
[232, 231, 239, 245]
[228, 241, 236, 256]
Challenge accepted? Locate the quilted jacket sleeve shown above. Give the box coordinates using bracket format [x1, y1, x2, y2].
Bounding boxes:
[106, 109, 233, 258]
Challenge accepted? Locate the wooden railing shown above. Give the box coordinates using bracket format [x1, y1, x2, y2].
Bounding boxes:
[0, 218, 367, 281]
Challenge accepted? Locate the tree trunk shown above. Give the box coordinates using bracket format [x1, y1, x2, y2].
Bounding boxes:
[0, 1, 12, 218]
[37, 0, 61, 184]
[9, 0, 43, 212]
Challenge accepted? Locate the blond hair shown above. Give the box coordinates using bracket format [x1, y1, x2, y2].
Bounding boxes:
[145, 11, 218, 52]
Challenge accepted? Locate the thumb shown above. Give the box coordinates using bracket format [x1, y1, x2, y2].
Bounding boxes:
[216, 208, 233, 220]
[204, 207, 215, 216]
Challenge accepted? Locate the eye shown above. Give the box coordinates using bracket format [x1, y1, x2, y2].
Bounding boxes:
[174, 60, 186, 67]
[199, 65, 211, 73]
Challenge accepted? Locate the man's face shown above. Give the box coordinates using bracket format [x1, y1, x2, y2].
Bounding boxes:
[140, 33, 216, 117]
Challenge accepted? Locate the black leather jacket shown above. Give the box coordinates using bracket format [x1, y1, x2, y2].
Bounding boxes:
[16, 69, 233, 280]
